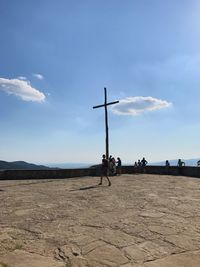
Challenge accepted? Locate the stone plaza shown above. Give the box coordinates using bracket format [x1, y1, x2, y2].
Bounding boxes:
[0, 174, 200, 267]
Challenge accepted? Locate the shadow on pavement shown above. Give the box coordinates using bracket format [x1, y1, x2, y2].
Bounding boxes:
[70, 184, 102, 191]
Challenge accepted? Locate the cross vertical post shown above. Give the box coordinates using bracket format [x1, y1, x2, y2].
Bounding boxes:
[104, 87, 109, 160]
[93, 87, 119, 159]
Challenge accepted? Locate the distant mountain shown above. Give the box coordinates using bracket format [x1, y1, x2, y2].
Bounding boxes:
[45, 163, 93, 169]
[150, 158, 200, 167]
[0, 160, 51, 170]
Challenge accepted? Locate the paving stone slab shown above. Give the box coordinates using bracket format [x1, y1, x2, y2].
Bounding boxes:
[0, 250, 64, 267]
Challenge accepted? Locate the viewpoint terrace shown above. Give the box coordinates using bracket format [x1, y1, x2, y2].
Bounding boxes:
[0, 172, 200, 267]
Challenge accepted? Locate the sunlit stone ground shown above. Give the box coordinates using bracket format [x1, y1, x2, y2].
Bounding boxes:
[1, 174, 200, 267]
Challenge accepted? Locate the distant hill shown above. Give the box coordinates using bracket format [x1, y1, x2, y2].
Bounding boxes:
[46, 163, 93, 169]
[0, 160, 51, 170]
[150, 158, 200, 167]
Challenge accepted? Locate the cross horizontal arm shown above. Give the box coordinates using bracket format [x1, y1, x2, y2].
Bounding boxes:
[93, 104, 105, 109]
[106, 100, 119, 106]
[93, 100, 119, 109]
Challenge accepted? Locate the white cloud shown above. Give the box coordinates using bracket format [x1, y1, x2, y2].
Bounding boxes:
[32, 73, 44, 80]
[17, 76, 27, 80]
[111, 96, 172, 116]
[0, 77, 46, 102]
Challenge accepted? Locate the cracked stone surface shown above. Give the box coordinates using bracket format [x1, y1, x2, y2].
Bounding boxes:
[0, 174, 200, 266]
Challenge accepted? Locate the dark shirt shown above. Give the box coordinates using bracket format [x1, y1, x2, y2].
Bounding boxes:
[102, 158, 108, 168]
[117, 159, 121, 167]
[141, 159, 147, 166]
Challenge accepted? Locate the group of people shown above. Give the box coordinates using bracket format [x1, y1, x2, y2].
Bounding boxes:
[165, 159, 185, 167]
[99, 154, 122, 186]
[99, 155, 191, 186]
[108, 155, 122, 176]
[134, 157, 148, 173]
[165, 158, 185, 175]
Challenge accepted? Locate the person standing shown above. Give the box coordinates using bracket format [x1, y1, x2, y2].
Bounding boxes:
[165, 160, 170, 166]
[137, 159, 142, 173]
[177, 159, 185, 175]
[134, 161, 138, 173]
[141, 157, 148, 173]
[165, 160, 170, 174]
[109, 156, 114, 175]
[116, 157, 122, 175]
[99, 154, 111, 186]
[112, 157, 117, 175]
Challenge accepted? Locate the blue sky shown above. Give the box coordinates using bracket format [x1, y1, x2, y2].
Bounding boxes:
[1, 0, 200, 165]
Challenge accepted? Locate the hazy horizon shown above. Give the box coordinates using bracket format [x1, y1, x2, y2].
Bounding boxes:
[2, 157, 200, 168]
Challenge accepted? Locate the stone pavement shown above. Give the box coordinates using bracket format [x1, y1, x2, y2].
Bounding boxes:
[0, 174, 200, 267]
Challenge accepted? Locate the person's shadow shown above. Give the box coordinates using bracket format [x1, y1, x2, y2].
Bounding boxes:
[79, 185, 99, 190]
[70, 185, 99, 192]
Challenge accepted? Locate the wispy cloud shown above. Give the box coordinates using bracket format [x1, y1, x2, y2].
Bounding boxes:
[131, 55, 200, 90]
[32, 73, 44, 80]
[0, 77, 45, 102]
[111, 96, 172, 116]
[17, 76, 27, 81]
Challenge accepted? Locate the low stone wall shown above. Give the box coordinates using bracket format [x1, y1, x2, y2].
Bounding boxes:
[0, 168, 92, 180]
[122, 165, 200, 178]
[0, 165, 200, 180]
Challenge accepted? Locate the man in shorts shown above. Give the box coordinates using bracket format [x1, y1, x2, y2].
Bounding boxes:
[98, 154, 111, 186]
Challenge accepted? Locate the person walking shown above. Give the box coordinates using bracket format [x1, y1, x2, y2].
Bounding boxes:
[99, 154, 111, 186]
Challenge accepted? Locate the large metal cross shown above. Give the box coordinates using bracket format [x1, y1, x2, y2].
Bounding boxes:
[93, 87, 119, 159]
